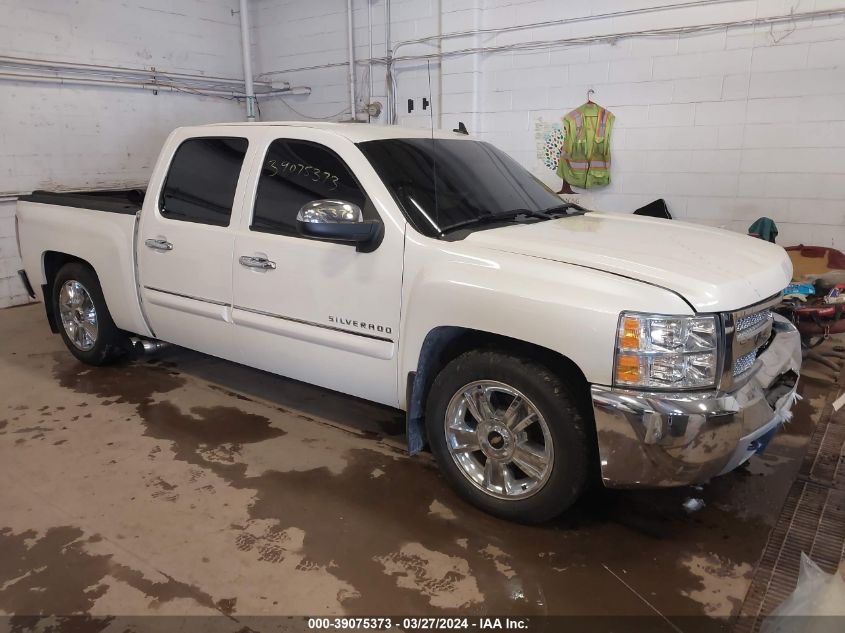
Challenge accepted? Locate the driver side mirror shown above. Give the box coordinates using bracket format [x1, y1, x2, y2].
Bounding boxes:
[296, 199, 382, 252]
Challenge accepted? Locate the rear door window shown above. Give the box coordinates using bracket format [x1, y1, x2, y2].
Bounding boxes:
[160, 137, 249, 226]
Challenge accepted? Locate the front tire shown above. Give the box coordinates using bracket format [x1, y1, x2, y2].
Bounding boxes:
[52, 263, 127, 365]
[426, 350, 591, 523]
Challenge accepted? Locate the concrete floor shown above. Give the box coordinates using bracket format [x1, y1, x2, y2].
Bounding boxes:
[0, 303, 835, 626]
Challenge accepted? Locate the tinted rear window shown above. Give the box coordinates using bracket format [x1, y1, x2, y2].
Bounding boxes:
[160, 137, 249, 226]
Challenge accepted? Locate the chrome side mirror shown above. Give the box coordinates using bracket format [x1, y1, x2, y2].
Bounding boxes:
[297, 199, 363, 224]
[296, 199, 382, 251]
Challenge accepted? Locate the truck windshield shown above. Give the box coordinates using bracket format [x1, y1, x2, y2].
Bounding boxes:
[357, 138, 570, 238]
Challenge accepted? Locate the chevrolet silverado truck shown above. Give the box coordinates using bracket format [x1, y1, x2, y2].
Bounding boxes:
[16, 122, 802, 523]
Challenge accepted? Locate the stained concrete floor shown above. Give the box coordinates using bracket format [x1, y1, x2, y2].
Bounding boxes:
[0, 303, 836, 628]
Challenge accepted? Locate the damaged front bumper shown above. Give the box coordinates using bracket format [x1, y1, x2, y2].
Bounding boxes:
[591, 313, 802, 488]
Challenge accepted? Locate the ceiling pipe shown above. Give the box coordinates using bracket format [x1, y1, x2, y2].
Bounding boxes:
[346, 0, 357, 121]
[0, 54, 275, 89]
[237, 0, 257, 121]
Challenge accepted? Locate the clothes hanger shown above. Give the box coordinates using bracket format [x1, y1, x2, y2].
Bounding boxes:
[586, 88, 595, 104]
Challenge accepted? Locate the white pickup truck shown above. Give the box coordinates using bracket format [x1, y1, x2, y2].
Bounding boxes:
[16, 122, 802, 522]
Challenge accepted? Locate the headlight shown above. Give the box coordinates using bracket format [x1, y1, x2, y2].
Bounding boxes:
[614, 312, 720, 389]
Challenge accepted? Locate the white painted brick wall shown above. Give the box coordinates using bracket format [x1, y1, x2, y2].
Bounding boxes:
[0, 0, 245, 307]
[250, 0, 845, 254]
[6, 0, 845, 305]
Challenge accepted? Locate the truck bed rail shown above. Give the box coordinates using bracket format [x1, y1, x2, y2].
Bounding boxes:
[18, 189, 145, 215]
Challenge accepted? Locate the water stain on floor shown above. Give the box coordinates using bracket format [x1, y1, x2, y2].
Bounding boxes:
[45, 353, 785, 620]
[0, 526, 216, 615]
[0, 303, 836, 624]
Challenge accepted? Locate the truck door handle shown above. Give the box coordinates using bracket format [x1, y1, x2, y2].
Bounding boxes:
[145, 238, 173, 251]
[239, 255, 276, 270]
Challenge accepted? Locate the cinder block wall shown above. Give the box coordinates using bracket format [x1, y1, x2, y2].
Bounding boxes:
[5, 0, 845, 307]
[0, 0, 246, 307]
[252, 0, 845, 247]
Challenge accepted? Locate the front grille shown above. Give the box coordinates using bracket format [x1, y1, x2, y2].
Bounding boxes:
[726, 300, 778, 382]
[734, 351, 757, 376]
[736, 309, 772, 337]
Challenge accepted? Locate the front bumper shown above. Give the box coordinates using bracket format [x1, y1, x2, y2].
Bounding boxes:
[591, 313, 802, 488]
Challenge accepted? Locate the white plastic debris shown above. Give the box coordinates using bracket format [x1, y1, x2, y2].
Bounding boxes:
[832, 391, 845, 412]
[681, 497, 705, 513]
[762, 553, 845, 633]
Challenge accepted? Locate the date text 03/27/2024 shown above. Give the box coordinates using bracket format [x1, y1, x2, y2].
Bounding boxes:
[307, 617, 531, 630]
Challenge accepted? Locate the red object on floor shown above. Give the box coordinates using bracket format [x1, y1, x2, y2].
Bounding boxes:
[786, 303, 845, 337]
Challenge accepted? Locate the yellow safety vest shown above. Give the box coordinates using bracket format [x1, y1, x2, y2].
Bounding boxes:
[557, 103, 615, 189]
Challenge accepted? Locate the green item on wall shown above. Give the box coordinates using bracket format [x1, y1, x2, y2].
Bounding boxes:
[557, 102, 615, 189]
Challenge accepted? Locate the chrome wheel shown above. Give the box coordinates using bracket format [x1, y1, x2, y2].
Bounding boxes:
[444, 380, 554, 500]
[58, 280, 98, 352]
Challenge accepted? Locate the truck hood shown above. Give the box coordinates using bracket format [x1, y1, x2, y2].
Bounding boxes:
[465, 212, 792, 312]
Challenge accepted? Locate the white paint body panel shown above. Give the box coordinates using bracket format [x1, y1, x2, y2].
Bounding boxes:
[15, 202, 151, 337]
[466, 212, 793, 313]
[136, 127, 253, 363]
[228, 126, 405, 407]
[15, 122, 792, 412]
[398, 234, 694, 398]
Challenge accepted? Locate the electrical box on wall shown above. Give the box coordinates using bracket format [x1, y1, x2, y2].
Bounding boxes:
[406, 98, 431, 114]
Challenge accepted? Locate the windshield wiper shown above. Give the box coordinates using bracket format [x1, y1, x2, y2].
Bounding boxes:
[439, 204, 584, 235]
[439, 212, 525, 234]
[541, 202, 585, 214]
[503, 208, 555, 220]
[496, 203, 583, 221]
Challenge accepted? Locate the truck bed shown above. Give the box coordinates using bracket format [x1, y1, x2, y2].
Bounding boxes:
[18, 189, 145, 215]
[16, 191, 152, 338]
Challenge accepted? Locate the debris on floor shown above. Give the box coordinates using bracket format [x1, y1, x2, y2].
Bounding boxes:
[762, 554, 845, 632]
[737, 336, 845, 633]
[682, 497, 705, 514]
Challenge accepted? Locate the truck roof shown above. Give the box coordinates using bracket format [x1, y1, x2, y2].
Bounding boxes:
[199, 121, 474, 143]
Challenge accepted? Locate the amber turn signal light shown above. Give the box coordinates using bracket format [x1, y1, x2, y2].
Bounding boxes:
[620, 316, 641, 350]
[615, 353, 642, 383]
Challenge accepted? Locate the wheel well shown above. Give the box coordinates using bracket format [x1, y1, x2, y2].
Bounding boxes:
[41, 251, 89, 333]
[405, 327, 592, 454]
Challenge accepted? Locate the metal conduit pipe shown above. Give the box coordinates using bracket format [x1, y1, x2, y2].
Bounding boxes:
[0, 67, 281, 93]
[367, 0, 374, 122]
[391, 0, 741, 54]
[0, 54, 278, 89]
[384, 7, 845, 65]
[0, 71, 308, 98]
[346, 0, 357, 121]
[238, 0, 257, 121]
[260, 6, 845, 80]
[384, 0, 392, 123]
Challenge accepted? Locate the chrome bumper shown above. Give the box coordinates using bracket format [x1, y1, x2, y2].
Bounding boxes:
[591, 314, 802, 488]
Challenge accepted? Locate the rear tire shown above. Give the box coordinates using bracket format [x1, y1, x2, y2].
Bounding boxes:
[52, 263, 127, 365]
[425, 350, 591, 523]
